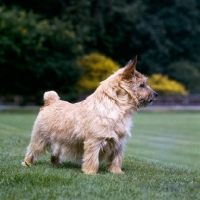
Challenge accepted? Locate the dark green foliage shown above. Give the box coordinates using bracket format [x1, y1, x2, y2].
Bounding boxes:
[168, 61, 200, 94]
[0, 7, 83, 102]
[1, 0, 200, 97]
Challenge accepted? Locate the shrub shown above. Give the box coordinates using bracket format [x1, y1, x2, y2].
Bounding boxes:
[168, 61, 200, 94]
[0, 7, 82, 102]
[148, 74, 188, 95]
[76, 53, 120, 93]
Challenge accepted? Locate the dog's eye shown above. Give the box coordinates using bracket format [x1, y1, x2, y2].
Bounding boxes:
[139, 83, 145, 88]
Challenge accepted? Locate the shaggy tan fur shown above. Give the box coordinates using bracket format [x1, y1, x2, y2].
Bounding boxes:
[21, 56, 157, 174]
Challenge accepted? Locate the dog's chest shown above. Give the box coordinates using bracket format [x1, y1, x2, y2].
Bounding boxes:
[113, 114, 132, 138]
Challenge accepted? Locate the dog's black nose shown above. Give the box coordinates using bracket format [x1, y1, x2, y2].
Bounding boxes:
[154, 92, 158, 98]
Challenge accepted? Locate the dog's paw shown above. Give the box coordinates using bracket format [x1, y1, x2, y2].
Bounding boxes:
[108, 168, 124, 174]
[21, 161, 31, 167]
[81, 169, 97, 175]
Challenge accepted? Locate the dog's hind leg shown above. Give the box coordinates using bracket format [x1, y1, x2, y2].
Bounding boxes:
[21, 137, 46, 167]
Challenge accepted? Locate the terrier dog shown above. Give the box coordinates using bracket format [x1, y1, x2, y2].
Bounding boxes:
[22, 56, 157, 174]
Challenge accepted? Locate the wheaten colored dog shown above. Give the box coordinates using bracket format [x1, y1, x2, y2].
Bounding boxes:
[22, 56, 157, 174]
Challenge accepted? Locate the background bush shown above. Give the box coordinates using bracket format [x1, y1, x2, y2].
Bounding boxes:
[76, 53, 120, 93]
[148, 74, 188, 95]
[0, 7, 83, 103]
[1, 0, 200, 104]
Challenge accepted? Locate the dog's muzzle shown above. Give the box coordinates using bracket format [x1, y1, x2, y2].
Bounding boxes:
[149, 92, 158, 104]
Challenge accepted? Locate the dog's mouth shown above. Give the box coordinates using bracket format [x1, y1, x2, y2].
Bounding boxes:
[140, 99, 154, 108]
[148, 100, 154, 104]
[139, 94, 157, 107]
[148, 97, 157, 104]
[148, 93, 158, 104]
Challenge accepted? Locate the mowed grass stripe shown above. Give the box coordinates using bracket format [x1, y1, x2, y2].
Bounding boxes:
[1, 155, 200, 200]
[1, 157, 200, 199]
[0, 110, 200, 199]
[126, 110, 200, 169]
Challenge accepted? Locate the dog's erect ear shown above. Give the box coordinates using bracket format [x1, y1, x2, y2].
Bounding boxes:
[122, 55, 137, 80]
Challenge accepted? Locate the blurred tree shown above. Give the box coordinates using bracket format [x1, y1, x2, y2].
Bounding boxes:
[148, 74, 188, 95]
[76, 53, 120, 93]
[136, 0, 200, 75]
[168, 61, 200, 94]
[0, 7, 83, 103]
[1, 0, 200, 94]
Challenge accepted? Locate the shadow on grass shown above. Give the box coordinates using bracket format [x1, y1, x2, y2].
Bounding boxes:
[34, 160, 110, 173]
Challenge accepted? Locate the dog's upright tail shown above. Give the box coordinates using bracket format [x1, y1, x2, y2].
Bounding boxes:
[43, 91, 60, 106]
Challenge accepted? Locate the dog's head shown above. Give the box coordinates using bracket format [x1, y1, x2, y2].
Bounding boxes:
[120, 56, 157, 108]
[101, 56, 157, 109]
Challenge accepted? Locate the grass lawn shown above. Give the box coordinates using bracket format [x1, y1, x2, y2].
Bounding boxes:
[0, 109, 200, 200]
[126, 110, 200, 169]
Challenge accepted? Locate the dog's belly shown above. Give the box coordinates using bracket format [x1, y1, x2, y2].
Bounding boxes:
[50, 137, 84, 162]
[49, 134, 121, 163]
[99, 138, 123, 162]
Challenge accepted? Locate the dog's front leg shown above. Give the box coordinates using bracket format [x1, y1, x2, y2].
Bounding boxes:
[107, 144, 124, 174]
[82, 139, 101, 175]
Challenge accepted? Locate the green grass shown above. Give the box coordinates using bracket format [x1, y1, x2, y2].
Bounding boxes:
[126, 110, 200, 169]
[0, 110, 200, 200]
